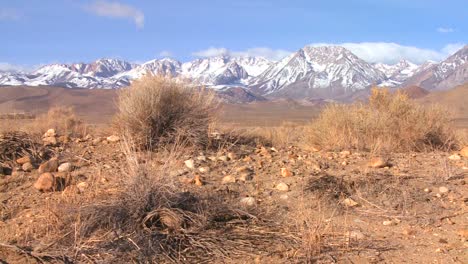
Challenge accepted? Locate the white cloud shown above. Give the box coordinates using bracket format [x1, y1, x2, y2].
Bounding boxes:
[192, 47, 291, 61]
[159, 50, 172, 57]
[437, 27, 455, 33]
[0, 62, 28, 72]
[85, 0, 144, 29]
[310, 42, 463, 64]
[0, 8, 21, 21]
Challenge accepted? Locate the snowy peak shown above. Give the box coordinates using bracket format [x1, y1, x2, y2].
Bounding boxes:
[84, 59, 134, 77]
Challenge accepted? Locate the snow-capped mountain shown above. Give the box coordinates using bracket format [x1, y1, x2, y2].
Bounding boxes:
[401, 45, 467, 90]
[250, 46, 386, 98]
[374, 59, 420, 86]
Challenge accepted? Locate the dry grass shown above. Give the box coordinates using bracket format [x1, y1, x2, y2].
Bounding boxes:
[115, 76, 218, 150]
[307, 88, 459, 153]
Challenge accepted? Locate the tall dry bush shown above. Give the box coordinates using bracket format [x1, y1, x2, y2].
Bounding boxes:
[115, 76, 218, 150]
[307, 88, 458, 152]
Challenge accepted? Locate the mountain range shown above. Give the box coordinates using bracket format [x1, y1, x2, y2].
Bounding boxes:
[1, 44, 466, 100]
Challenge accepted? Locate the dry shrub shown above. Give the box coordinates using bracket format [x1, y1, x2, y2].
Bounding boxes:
[307, 88, 458, 152]
[115, 75, 218, 150]
[26, 106, 88, 137]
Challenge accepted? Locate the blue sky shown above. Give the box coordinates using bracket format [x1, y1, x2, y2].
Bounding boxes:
[0, 0, 466, 70]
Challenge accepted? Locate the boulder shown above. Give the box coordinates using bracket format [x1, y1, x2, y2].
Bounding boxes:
[34, 173, 55, 192]
[38, 158, 59, 173]
[58, 162, 73, 172]
[43, 129, 56, 138]
[43, 136, 58, 146]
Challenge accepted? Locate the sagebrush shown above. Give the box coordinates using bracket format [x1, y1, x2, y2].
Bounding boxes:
[307, 88, 458, 152]
[115, 76, 218, 150]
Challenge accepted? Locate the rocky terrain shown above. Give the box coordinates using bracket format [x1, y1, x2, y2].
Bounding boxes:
[0, 127, 467, 263]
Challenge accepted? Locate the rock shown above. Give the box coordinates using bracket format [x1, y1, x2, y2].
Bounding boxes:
[196, 155, 207, 161]
[270, 147, 278, 152]
[243, 156, 253, 162]
[43, 129, 56, 138]
[16, 156, 31, 165]
[106, 135, 120, 143]
[34, 173, 55, 192]
[218, 155, 228, 162]
[280, 168, 293, 177]
[439, 186, 449, 194]
[382, 220, 398, 226]
[279, 194, 289, 200]
[238, 172, 253, 182]
[347, 230, 365, 240]
[240, 197, 256, 207]
[236, 166, 252, 173]
[208, 156, 217, 161]
[198, 167, 210, 173]
[58, 135, 70, 144]
[227, 152, 238, 160]
[22, 162, 34, 172]
[76, 182, 88, 193]
[340, 150, 351, 158]
[424, 188, 431, 193]
[276, 182, 289, 192]
[38, 158, 59, 173]
[222, 175, 236, 184]
[179, 176, 194, 184]
[58, 162, 73, 172]
[343, 198, 359, 207]
[448, 154, 461, 161]
[184, 159, 195, 169]
[92, 137, 103, 145]
[194, 175, 203, 186]
[43, 136, 57, 146]
[367, 157, 388, 168]
[341, 161, 348, 166]
[459, 147, 468, 158]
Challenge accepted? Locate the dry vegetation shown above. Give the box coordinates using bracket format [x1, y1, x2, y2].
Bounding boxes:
[1, 81, 467, 263]
[307, 88, 459, 153]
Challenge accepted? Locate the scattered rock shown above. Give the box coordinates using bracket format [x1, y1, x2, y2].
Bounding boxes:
[280, 168, 293, 177]
[184, 159, 195, 169]
[196, 155, 206, 161]
[38, 158, 59, 173]
[106, 135, 120, 143]
[227, 152, 238, 160]
[347, 230, 365, 240]
[341, 161, 348, 166]
[222, 175, 236, 184]
[16, 156, 31, 165]
[43, 136, 58, 146]
[367, 157, 388, 168]
[43, 129, 56, 138]
[22, 162, 34, 172]
[340, 150, 351, 158]
[218, 155, 228, 162]
[240, 197, 256, 207]
[459, 146, 468, 158]
[424, 188, 431, 193]
[439, 186, 449, 194]
[448, 154, 461, 161]
[76, 182, 88, 193]
[34, 173, 55, 192]
[194, 175, 203, 186]
[343, 198, 359, 207]
[198, 167, 210, 173]
[58, 162, 73, 172]
[382, 219, 399, 226]
[276, 182, 289, 192]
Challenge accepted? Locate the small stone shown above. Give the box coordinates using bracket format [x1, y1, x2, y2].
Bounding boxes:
[240, 197, 256, 207]
[238, 172, 253, 182]
[439, 186, 449, 194]
[383, 220, 397, 226]
[22, 162, 34, 172]
[343, 198, 359, 207]
[43, 136, 57, 146]
[448, 154, 461, 161]
[208, 156, 217, 161]
[16, 156, 31, 165]
[218, 155, 228, 162]
[184, 159, 195, 169]
[222, 175, 236, 184]
[270, 147, 278, 152]
[459, 146, 468, 158]
[367, 157, 388, 168]
[227, 152, 238, 160]
[106, 135, 120, 143]
[43, 128, 56, 138]
[194, 175, 203, 186]
[341, 161, 348, 166]
[34, 173, 55, 192]
[196, 155, 206, 161]
[276, 182, 289, 192]
[280, 168, 293, 177]
[347, 230, 365, 240]
[279, 194, 289, 200]
[340, 150, 351, 158]
[38, 158, 59, 173]
[76, 182, 88, 193]
[198, 167, 210, 173]
[92, 137, 102, 145]
[58, 162, 73, 172]
[424, 188, 431, 193]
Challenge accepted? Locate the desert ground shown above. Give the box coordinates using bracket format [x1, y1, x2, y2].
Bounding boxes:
[0, 83, 467, 263]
